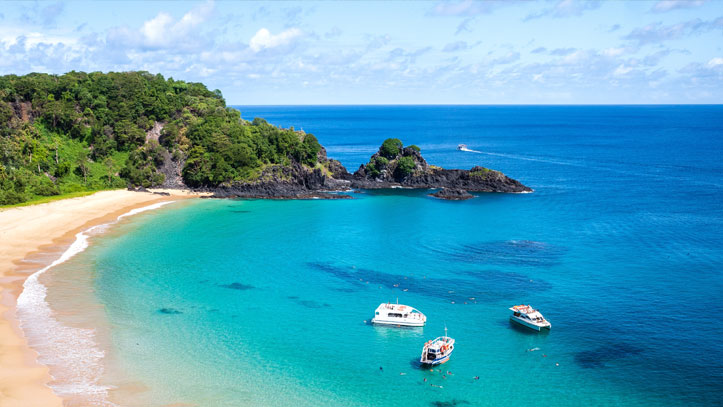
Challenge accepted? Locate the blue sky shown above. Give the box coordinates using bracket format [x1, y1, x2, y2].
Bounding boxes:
[1, 0, 721, 104]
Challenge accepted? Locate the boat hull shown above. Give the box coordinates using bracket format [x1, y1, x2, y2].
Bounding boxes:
[510, 316, 551, 331]
[420, 354, 451, 366]
[372, 318, 425, 327]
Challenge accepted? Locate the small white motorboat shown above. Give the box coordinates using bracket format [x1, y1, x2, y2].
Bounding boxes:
[509, 304, 551, 331]
[457, 144, 468, 151]
[372, 301, 426, 327]
[420, 327, 455, 366]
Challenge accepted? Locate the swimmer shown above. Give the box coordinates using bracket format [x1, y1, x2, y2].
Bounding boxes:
[379, 366, 383, 372]
[474, 376, 480, 380]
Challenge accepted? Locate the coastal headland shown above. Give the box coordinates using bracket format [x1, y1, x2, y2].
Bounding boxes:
[0, 189, 205, 407]
[1, 72, 530, 206]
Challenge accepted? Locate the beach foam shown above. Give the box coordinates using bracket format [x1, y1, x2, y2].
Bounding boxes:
[16, 201, 175, 406]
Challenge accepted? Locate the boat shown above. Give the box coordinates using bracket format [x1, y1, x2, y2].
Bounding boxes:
[509, 305, 551, 331]
[372, 301, 426, 327]
[457, 144, 468, 151]
[420, 327, 455, 366]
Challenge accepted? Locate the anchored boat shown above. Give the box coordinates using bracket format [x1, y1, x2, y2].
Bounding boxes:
[420, 327, 455, 366]
[509, 305, 551, 331]
[372, 301, 426, 327]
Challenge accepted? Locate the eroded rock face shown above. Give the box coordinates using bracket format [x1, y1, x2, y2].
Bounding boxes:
[211, 162, 351, 199]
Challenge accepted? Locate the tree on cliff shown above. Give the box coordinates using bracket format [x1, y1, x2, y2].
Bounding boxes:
[0, 71, 324, 205]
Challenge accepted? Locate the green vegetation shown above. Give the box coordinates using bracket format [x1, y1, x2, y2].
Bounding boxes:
[470, 168, 500, 179]
[363, 138, 421, 180]
[0, 71, 323, 205]
[395, 156, 416, 177]
[379, 138, 403, 159]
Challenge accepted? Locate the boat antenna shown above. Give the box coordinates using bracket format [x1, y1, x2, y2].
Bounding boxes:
[444, 323, 448, 338]
[396, 297, 399, 305]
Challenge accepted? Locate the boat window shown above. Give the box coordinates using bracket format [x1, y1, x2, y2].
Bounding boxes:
[375, 312, 379, 315]
[404, 314, 408, 318]
[389, 313, 403, 318]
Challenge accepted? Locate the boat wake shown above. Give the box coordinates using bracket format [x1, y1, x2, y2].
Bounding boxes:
[458, 145, 483, 153]
[16, 201, 175, 406]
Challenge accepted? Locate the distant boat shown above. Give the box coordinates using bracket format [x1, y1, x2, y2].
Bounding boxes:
[457, 144, 468, 151]
[509, 305, 551, 331]
[372, 301, 426, 327]
[420, 327, 454, 366]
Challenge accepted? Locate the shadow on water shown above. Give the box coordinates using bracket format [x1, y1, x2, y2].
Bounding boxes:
[430, 401, 471, 407]
[219, 282, 255, 291]
[287, 296, 331, 309]
[307, 262, 550, 303]
[408, 357, 424, 370]
[574, 343, 644, 368]
[157, 308, 183, 315]
[363, 189, 431, 198]
[506, 319, 551, 335]
[426, 240, 566, 268]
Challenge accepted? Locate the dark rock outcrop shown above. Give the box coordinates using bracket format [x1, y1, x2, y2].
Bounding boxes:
[429, 188, 474, 200]
[211, 162, 351, 200]
[208, 139, 530, 199]
[351, 142, 531, 193]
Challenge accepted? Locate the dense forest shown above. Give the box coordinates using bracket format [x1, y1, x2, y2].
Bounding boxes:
[0, 71, 324, 205]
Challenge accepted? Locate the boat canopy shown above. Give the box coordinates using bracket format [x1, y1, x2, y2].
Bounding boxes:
[375, 303, 421, 314]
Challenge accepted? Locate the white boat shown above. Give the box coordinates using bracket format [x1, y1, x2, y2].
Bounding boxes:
[420, 327, 455, 366]
[509, 305, 551, 331]
[372, 302, 426, 327]
[457, 144, 468, 151]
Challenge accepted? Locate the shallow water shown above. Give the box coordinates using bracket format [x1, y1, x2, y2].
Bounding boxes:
[42, 106, 722, 406]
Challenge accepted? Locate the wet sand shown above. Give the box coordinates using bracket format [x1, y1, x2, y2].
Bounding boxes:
[0, 189, 207, 407]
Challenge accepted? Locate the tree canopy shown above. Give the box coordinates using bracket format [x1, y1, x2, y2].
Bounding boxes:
[0, 71, 323, 205]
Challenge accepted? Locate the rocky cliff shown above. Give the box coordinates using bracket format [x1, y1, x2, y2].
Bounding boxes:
[209, 139, 531, 199]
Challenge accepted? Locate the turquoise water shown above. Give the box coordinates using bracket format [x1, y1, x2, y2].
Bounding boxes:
[48, 106, 722, 406]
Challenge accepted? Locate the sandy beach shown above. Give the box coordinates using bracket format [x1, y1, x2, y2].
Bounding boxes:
[0, 189, 206, 407]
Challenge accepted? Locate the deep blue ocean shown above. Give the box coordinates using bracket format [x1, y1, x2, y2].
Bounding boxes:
[44, 106, 723, 406]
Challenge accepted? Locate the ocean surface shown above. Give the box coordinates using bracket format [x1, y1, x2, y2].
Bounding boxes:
[28, 106, 723, 406]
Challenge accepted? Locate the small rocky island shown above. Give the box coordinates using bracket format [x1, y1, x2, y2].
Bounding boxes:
[211, 138, 531, 199]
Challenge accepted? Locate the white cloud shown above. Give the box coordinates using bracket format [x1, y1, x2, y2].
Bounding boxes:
[708, 57, 723, 67]
[602, 47, 625, 57]
[613, 64, 633, 76]
[111, 1, 214, 50]
[249, 27, 302, 52]
[525, 0, 602, 21]
[652, 0, 707, 13]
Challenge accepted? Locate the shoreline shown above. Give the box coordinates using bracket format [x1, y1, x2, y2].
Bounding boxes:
[0, 189, 207, 407]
